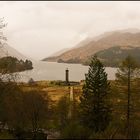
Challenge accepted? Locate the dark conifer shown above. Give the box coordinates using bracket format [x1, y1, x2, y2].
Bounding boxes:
[80, 56, 111, 132]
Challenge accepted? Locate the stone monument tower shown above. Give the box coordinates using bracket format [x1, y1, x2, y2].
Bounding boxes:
[65, 68, 69, 84]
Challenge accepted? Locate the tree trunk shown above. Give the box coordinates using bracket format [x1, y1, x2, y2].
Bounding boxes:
[127, 65, 131, 137]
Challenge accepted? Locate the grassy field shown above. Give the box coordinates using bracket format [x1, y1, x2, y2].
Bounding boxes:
[19, 80, 140, 107]
[19, 80, 83, 103]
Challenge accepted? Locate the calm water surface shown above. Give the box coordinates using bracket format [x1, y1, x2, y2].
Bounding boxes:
[18, 61, 117, 82]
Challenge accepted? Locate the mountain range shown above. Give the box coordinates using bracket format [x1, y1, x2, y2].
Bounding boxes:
[43, 28, 140, 66]
[0, 43, 27, 60]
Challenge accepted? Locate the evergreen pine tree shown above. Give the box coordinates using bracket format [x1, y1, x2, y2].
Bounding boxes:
[80, 55, 111, 132]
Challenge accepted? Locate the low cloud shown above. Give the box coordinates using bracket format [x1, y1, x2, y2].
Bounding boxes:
[0, 1, 140, 60]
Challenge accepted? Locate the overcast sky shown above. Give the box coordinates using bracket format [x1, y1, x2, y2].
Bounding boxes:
[1, 1, 140, 60]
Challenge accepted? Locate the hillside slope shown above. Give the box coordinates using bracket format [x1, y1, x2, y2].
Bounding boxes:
[94, 46, 140, 67]
[0, 43, 26, 60]
[43, 29, 140, 65]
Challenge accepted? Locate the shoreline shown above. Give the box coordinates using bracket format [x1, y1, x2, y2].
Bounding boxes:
[42, 60, 118, 68]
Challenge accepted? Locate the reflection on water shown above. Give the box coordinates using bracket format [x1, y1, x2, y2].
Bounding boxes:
[18, 61, 117, 82]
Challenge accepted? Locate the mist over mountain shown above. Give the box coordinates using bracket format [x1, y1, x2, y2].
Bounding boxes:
[49, 48, 71, 57]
